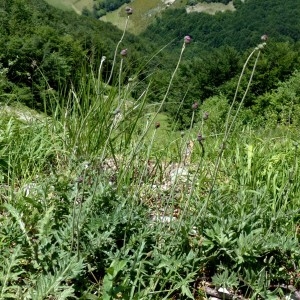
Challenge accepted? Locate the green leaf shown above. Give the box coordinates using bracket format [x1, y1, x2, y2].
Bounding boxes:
[181, 284, 194, 299]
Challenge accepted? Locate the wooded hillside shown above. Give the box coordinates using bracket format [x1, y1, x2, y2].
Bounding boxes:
[1, 0, 300, 127]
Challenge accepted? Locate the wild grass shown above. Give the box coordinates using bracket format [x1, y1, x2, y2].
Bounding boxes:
[1, 13, 300, 300]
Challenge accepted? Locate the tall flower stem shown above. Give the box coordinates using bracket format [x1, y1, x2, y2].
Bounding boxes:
[106, 16, 129, 86]
[97, 56, 106, 94]
[195, 43, 265, 224]
[146, 42, 186, 131]
[124, 40, 187, 164]
[118, 58, 124, 107]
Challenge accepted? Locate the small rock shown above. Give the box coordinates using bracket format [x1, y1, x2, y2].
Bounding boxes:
[151, 215, 176, 223]
[170, 167, 189, 184]
[218, 287, 230, 295]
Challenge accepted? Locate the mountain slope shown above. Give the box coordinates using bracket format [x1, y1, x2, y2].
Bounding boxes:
[142, 0, 300, 52]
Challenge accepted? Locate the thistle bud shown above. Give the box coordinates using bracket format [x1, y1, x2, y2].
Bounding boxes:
[192, 102, 199, 110]
[184, 35, 192, 44]
[120, 49, 128, 57]
[261, 34, 268, 41]
[203, 112, 209, 120]
[197, 133, 204, 142]
[125, 6, 133, 15]
[155, 122, 160, 129]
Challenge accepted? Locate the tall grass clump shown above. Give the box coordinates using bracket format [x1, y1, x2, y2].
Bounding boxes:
[2, 20, 300, 300]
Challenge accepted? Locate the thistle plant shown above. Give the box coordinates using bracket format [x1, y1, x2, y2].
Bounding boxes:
[197, 36, 268, 217]
[3, 9, 300, 298]
[130, 35, 191, 152]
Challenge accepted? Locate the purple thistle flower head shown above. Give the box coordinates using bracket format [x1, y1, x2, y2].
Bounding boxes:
[120, 49, 128, 57]
[184, 35, 192, 44]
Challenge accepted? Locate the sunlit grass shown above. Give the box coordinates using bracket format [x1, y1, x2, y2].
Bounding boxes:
[45, 0, 93, 13]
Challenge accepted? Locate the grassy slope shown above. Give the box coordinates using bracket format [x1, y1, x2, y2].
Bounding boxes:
[3, 2, 300, 297]
[101, 0, 237, 34]
[100, 0, 188, 35]
[44, 0, 93, 13]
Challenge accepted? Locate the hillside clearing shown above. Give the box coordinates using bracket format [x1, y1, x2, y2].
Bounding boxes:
[186, 1, 236, 14]
[100, 0, 186, 35]
[101, 0, 236, 35]
[45, 0, 93, 13]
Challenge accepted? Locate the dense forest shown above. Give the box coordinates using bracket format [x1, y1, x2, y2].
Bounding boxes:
[140, 0, 300, 127]
[143, 0, 300, 50]
[1, 0, 300, 127]
[0, 0, 150, 109]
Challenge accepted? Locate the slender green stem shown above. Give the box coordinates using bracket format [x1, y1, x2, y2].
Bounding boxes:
[209, 49, 262, 198]
[223, 47, 258, 137]
[76, 167, 87, 260]
[97, 56, 106, 94]
[195, 45, 264, 224]
[137, 127, 158, 189]
[118, 58, 124, 107]
[106, 16, 129, 86]
[131, 42, 186, 155]
[227, 51, 261, 135]
[190, 111, 195, 132]
[153, 42, 186, 119]
[116, 42, 187, 185]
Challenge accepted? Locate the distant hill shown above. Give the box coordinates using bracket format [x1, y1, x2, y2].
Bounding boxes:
[1, 0, 300, 129]
[99, 0, 238, 34]
[45, 0, 239, 35]
[142, 0, 300, 52]
[0, 0, 150, 108]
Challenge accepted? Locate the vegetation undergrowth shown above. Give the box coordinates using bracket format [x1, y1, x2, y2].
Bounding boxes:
[1, 4, 300, 300]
